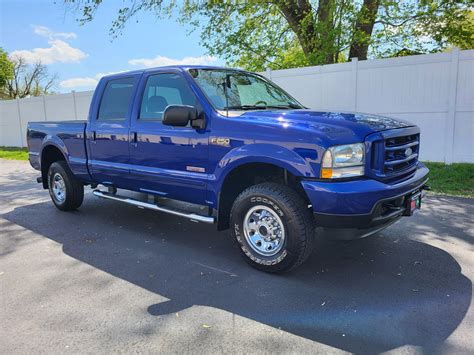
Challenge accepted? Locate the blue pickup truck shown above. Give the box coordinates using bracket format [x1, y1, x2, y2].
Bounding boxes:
[27, 66, 429, 272]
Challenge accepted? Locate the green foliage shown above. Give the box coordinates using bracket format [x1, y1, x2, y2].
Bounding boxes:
[423, 162, 474, 198]
[1, 56, 57, 100]
[0, 48, 14, 89]
[370, 1, 474, 58]
[67, 0, 474, 71]
[181, 2, 296, 71]
[0, 147, 28, 160]
[445, 9, 474, 50]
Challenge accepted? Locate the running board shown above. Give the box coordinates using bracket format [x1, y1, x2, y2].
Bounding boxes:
[93, 190, 215, 224]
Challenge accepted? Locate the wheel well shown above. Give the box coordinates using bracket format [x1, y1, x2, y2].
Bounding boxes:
[217, 163, 310, 230]
[40, 145, 66, 188]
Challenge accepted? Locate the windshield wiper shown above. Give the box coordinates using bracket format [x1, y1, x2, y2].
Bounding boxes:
[223, 105, 268, 110]
[224, 102, 303, 110]
[287, 102, 304, 109]
[224, 102, 304, 111]
[263, 103, 303, 109]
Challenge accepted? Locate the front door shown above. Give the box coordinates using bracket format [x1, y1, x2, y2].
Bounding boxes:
[87, 75, 141, 187]
[128, 71, 209, 205]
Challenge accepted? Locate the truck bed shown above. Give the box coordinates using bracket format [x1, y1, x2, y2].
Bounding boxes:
[27, 120, 88, 176]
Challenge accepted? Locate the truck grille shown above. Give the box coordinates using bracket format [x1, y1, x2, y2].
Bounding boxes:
[370, 131, 420, 182]
[384, 133, 419, 174]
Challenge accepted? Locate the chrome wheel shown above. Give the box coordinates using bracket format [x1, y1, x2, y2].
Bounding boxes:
[243, 205, 285, 256]
[52, 173, 66, 203]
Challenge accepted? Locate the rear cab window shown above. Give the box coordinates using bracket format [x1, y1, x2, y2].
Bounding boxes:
[98, 77, 135, 120]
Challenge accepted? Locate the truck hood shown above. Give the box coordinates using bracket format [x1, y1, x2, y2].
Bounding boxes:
[237, 109, 414, 144]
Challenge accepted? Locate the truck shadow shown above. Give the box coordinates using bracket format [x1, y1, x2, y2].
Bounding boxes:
[3, 195, 472, 353]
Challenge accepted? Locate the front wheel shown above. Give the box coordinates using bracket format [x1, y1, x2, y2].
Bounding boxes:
[48, 161, 84, 211]
[230, 183, 316, 273]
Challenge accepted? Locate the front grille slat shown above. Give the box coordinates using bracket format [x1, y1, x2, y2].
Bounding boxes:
[385, 153, 418, 166]
[385, 141, 419, 151]
[370, 131, 420, 182]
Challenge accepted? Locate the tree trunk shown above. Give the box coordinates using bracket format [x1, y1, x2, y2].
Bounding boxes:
[315, 0, 335, 64]
[348, 0, 380, 60]
[277, 0, 318, 62]
[277, 0, 337, 65]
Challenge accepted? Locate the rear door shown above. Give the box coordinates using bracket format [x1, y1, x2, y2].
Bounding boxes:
[87, 74, 141, 187]
[128, 70, 209, 205]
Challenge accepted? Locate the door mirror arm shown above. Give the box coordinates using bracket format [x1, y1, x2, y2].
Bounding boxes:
[191, 110, 206, 130]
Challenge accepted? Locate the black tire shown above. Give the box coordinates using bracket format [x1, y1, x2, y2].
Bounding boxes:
[47, 161, 84, 211]
[230, 183, 316, 273]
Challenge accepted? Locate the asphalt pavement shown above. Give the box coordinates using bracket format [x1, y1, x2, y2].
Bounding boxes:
[1, 159, 473, 354]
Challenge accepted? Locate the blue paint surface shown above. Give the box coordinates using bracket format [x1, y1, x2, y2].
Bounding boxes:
[27, 65, 429, 217]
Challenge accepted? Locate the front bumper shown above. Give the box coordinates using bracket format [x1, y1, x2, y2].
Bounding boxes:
[301, 163, 429, 239]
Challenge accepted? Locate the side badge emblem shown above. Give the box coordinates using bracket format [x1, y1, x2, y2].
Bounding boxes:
[211, 137, 231, 147]
[186, 166, 205, 173]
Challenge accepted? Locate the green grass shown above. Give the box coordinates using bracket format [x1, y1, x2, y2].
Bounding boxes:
[423, 162, 474, 198]
[0, 146, 29, 160]
[0, 147, 472, 197]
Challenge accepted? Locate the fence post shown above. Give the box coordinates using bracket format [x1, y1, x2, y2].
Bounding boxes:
[72, 90, 78, 120]
[265, 67, 272, 80]
[351, 57, 359, 112]
[42, 95, 48, 121]
[444, 47, 460, 164]
[16, 98, 24, 147]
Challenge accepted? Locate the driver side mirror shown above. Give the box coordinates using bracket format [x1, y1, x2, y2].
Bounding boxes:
[163, 105, 198, 127]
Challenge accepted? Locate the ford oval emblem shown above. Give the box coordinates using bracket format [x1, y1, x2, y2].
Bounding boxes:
[405, 147, 413, 157]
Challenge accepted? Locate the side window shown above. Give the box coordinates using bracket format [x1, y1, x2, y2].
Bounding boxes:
[98, 77, 135, 120]
[140, 73, 196, 121]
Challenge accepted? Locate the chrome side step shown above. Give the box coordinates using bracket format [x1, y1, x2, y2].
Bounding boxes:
[93, 190, 215, 224]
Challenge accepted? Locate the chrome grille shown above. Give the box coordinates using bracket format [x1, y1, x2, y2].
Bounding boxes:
[383, 133, 419, 174]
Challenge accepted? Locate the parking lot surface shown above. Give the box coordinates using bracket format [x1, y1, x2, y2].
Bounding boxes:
[1, 159, 473, 354]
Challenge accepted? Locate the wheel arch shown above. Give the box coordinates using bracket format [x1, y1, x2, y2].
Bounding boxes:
[40, 143, 68, 189]
[216, 160, 311, 231]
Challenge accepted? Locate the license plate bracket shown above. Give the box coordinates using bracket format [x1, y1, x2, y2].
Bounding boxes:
[405, 191, 422, 216]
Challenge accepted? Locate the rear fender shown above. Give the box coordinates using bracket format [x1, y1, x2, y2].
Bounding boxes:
[40, 135, 69, 168]
[39, 138, 69, 188]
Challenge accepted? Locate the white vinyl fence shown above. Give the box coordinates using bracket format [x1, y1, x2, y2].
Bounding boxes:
[1, 49, 473, 163]
[263, 48, 474, 163]
[0, 91, 94, 147]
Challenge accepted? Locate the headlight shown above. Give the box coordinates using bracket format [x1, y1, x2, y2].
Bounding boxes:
[321, 143, 365, 179]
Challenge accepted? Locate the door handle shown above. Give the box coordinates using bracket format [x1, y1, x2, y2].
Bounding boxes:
[91, 131, 97, 144]
[131, 131, 138, 147]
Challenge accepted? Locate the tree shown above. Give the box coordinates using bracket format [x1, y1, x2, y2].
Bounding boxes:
[67, 0, 473, 71]
[1, 55, 58, 100]
[349, 0, 380, 59]
[369, 1, 474, 58]
[442, 9, 474, 50]
[0, 48, 14, 91]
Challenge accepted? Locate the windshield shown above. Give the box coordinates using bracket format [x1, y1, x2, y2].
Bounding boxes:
[188, 69, 304, 111]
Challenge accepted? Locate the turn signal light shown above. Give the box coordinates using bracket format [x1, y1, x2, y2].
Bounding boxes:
[321, 168, 333, 179]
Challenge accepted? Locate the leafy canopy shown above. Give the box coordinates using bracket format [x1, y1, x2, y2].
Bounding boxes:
[1, 53, 58, 100]
[0, 48, 14, 89]
[67, 0, 474, 71]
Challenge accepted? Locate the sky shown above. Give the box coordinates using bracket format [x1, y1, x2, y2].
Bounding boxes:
[0, 0, 223, 93]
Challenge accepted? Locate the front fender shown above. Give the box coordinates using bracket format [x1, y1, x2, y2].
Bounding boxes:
[208, 143, 317, 206]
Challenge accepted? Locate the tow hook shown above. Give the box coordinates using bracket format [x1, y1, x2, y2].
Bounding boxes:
[421, 184, 431, 198]
[36, 176, 43, 184]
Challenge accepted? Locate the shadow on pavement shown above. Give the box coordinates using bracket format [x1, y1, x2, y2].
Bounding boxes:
[3, 195, 472, 353]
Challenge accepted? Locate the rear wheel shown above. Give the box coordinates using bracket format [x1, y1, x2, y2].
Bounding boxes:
[47, 161, 84, 211]
[230, 183, 316, 273]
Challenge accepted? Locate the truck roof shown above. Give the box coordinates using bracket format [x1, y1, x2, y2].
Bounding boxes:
[101, 65, 249, 79]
